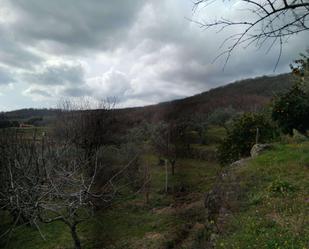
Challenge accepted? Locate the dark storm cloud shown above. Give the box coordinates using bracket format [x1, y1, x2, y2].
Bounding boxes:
[9, 0, 147, 54]
[23, 63, 85, 86]
[61, 86, 91, 97]
[0, 27, 43, 69]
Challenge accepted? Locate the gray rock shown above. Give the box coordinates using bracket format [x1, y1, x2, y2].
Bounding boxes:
[293, 129, 308, 142]
[250, 144, 272, 157]
[230, 157, 251, 167]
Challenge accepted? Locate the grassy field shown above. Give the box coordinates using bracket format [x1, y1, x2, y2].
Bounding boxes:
[1, 127, 308, 249]
[0, 153, 221, 249]
[14, 126, 51, 139]
[213, 142, 309, 249]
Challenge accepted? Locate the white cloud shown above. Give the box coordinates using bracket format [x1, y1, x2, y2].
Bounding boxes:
[87, 69, 132, 100]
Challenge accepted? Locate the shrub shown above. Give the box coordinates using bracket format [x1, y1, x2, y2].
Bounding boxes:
[218, 112, 278, 165]
[207, 106, 238, 126]
[272, 83, 309, 135]
[273, 51, 309, 135]
[25, 116, 43, 126]
[0, 116, 19, 129]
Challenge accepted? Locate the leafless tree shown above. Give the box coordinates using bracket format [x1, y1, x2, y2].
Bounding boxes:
[194, 0, 309, 68]
[0, 131, 98, 249]
[0, 98, 144, 249]
[53, 98, 116, 159]
[151, 122, 177, 175]
[0, 128, 142, 249]
[150, 120, 196, 181]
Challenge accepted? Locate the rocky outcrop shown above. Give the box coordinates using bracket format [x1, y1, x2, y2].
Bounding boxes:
[293, 129, 308, 142]
[250, 143, 272, 157]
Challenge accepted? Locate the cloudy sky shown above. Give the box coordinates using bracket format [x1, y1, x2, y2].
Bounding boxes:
[0, 0, 307, 111]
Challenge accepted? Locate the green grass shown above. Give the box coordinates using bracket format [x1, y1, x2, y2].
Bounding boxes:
[191, 144, 218, 161]
[0, 214, 72, 249]
[172, 158, 220, 193]
[214, 142, 309, 249]
[0, 154, 220, 249]
[203, 126, 227, 145]
[6, 126, 51, 140]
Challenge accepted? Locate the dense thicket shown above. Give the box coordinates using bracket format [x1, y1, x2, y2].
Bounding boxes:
[272, 84, 309, 135]
[272, 52, 309, 135]
[218, 113, 278, 165]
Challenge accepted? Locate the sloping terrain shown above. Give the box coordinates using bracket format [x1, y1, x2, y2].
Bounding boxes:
[204, 141, 309, 248]
[114, 73, 293, 125]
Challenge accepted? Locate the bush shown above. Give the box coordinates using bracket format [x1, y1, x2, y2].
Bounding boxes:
[25, 116, 43, 126]
[207, 106, 238, 126]
[218, 112, 278, 165]
[0, 119, 20, 129]
[272, 83, 309, 135]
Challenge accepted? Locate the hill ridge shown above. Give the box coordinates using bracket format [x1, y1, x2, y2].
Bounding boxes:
[2, 73, 293, 124]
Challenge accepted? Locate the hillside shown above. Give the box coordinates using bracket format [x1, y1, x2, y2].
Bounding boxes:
[103, 73, 293, 126]
[2, 73, 293, 126]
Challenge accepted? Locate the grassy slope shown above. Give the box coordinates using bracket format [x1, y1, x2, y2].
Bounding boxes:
[214, 142, 309, 249]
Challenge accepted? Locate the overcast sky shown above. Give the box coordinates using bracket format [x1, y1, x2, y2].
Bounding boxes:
[0, 0, 308, 111]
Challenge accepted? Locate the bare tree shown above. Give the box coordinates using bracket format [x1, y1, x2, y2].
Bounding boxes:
[151, 122, 177, 175]
[150, 120, 196, 181]
[0, 131, 100, 249]
[53, 98, 116, 159]
[0, 129, 143, 249]
[194, 0, 309, 68]
[0, 99, 143, 249]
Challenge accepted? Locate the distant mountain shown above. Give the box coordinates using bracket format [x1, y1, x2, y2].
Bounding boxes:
[114, 73, 293, 125]
[3, 73, 293, 126]
[3, 108, 58, 120]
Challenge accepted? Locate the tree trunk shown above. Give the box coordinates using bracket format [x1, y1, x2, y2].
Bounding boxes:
[70, 224, 82, 249]
[255, 127, 260, 144]
[144, 161, 150, 205]
[165, 159, 168, 193]
[170, 159, 176, 175]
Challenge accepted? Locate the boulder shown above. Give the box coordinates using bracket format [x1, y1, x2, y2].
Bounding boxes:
[293, 129, 308, 142]
[250, 143, 272, 157]
[230, 157, 251, 167]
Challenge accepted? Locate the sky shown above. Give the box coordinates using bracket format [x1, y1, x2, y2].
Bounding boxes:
[0, 0, 308, 111]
